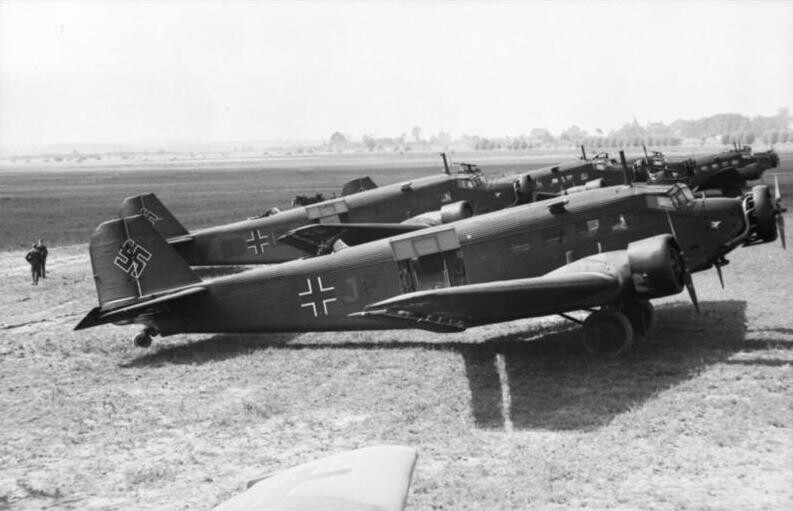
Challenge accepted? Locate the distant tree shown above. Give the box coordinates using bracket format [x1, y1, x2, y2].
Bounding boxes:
[744, 131, 755, 144]
[330, 132, 347, 146]
[530, 128, 554, 144]
[362, 134, 377, 152]
[721, 133, 731, 145]
[411, 126, 422, 143]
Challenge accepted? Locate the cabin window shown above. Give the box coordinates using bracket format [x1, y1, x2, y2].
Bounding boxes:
[609, 213, 631, 232]
[576, 219, 600, 238]
[551, 177, 559, 185]
[700, 165, 708, 171]
[711, 163, 719, 170]
[580, 172, 588, 181]
[541, 226, 566, 245]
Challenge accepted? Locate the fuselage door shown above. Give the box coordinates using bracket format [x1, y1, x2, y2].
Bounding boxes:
[390, 227, 468, 293]
[305, 198, 350, 224]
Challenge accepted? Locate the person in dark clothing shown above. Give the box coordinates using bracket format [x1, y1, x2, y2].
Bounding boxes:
[25, 244, 43, 285]
[36, 239, 48, 278]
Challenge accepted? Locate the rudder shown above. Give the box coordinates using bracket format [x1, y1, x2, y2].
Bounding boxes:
[119, 193, 188, 238]
[89, 215, 200, 308]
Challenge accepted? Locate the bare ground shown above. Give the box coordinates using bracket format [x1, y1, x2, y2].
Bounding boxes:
[1, 220, 792, 510]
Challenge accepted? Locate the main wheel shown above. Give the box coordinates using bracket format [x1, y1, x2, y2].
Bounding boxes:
[582, 310, 634, 356]
[621, 299, 655, 336]
[133, 332, 152, 348]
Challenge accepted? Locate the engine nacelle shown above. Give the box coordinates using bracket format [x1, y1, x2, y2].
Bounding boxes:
[513, 174, 534, 203]
[627, 234, 686, 299]
[406, 200, 473, 226]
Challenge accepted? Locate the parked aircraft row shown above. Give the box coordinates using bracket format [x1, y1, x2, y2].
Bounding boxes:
[76, 148, 785, 355]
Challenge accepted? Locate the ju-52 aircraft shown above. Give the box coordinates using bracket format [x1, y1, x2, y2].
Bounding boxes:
[631, 144, 779, 196]
[119, 156, 523, 266]
[516, 145, 779, 201]
[76, 172, 785, 355]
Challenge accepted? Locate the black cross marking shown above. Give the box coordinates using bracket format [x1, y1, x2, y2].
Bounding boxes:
[245, 229, 271, 255]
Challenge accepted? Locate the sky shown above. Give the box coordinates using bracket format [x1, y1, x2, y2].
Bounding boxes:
[1, 0, 792, 149]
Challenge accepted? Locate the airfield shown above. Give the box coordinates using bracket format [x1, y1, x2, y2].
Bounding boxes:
[1, 150, 792, 510]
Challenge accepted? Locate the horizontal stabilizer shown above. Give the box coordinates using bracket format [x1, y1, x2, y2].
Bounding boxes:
[279, 223, 426, 255]
[75, 286, 205, 330]
[213, 445, 417, 511]
[354, 272, 621, 330]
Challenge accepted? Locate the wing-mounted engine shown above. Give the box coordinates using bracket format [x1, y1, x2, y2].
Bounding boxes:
[548, 234, 686, 300]
[512, 174, 535, 203]
[626, 234, 686, 299]
[405, 200, 473, 226]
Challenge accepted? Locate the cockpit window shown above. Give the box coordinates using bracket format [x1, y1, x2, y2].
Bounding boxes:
[456, 175, 483, 189]
[666, 184, 694, 208]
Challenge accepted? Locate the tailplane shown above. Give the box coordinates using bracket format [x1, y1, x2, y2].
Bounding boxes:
[119, 193, 189, 238]
[76, 215, 202, 330]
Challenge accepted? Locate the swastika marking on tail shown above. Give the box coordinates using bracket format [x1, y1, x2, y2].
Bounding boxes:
[114, 239, 152, 278]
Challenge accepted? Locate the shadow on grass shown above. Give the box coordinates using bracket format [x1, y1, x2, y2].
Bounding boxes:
[464, 299, 793, 431]
[119, 299, 790, 431]
[119, 332, 297, 368]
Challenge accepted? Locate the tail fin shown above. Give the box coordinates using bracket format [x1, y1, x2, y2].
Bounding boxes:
[89, 215, 200, 308]
[119, 193, 189, 238]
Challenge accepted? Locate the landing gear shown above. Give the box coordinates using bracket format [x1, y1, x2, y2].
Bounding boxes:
[621, 299, 655, 337]
[133, 327, 158, 348]
[582, 309, 634, 356]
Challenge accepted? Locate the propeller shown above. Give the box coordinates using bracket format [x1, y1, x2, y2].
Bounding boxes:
[715, 263, 724, 289]
[774, 175, 786, 249]
[666, 211, 700, 313]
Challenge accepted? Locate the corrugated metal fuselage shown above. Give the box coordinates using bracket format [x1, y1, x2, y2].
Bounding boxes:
[151, 185, 747, 335]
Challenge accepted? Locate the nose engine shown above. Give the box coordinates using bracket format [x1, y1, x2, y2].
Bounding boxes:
[743, 184, 785, 247]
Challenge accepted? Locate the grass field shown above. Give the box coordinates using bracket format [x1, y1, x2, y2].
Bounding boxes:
[1, 150, 792, 510]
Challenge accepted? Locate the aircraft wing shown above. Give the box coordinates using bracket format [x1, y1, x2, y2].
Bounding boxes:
[353, 272, 621, 332]
[694, 167, 743, 191]
[278, 223, 427, 255]
[212, 445, 417, 511]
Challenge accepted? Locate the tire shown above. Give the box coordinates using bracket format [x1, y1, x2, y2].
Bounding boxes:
[621, 299, 655, 337]
[582, 310, 634, 356]
[134, 332, 152, 348]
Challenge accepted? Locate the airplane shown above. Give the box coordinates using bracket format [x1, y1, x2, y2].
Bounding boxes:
[631, 144, 780, 196]
[75, 176, 785, 356]
[118, 156, 525, 266]
[516, 145, 779, 200]
[212, 445, 417, 511]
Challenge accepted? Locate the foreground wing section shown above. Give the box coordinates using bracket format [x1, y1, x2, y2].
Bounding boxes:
[354, 272, 621, 332]
[279, 223, 426, 255]
[213, 445, 417, 511]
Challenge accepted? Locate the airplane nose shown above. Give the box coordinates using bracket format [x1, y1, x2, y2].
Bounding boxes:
[743, 184, 783, 246]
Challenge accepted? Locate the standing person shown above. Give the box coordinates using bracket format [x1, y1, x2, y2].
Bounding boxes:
[25, 244, 42, 285]
[36, 239, 48, 278]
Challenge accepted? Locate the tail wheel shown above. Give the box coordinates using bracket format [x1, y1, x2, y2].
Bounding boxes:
[582, 310, 634, 356]
[621, 299, 656, 337]
[133, 331, 152, 348]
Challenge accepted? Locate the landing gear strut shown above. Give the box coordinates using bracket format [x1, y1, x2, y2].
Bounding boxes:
[620, 299, 655, 337]
[582, 309, 634, 356]
[133, 327, 158, 348]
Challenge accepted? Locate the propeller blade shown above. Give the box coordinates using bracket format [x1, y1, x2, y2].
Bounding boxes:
[665, 211, 678, 238]
[715, 264, 724, 289]
[778, 214, 786, 250]
[774, 174, 781, 203]
[684, 272, 700, 314]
